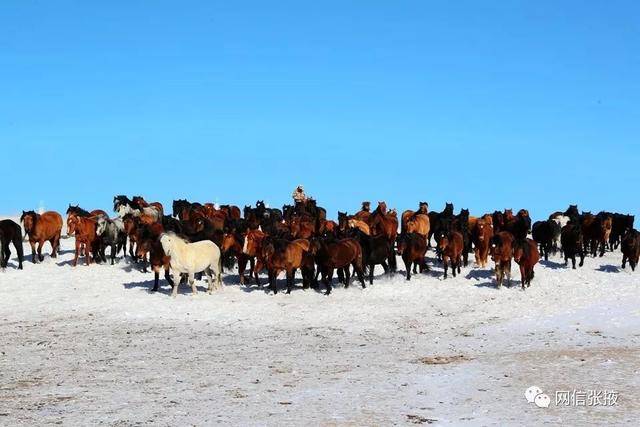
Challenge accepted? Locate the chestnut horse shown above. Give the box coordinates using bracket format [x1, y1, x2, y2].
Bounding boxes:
[261, 238, 315, 294]
[347, 218, 370, 235]
[437, 230, 464, 279]
[471, 218, 493, 268]
[72, 216, 98, 266]
[20, 210, 63, 263]
[290, 215, 316, 239]
[242, 229, 267, 285]
[221, 232, 256, 285]
[491, 231, 514, 287]
[513, 238, 540, 289]
[66, 205, 107, 236]
[368, 205, 398, 245]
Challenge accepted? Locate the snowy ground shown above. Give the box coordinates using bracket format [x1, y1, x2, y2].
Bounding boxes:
[1, 218, 639, 425]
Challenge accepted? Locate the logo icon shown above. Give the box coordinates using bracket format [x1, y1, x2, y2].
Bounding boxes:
[525, 386, 550, 408]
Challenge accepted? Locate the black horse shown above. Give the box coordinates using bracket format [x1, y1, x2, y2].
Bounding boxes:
[0, 219, 24, 269]
[428, 202, 454, 249]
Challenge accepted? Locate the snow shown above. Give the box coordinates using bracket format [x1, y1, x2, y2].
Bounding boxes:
[1, 216, 639, 425]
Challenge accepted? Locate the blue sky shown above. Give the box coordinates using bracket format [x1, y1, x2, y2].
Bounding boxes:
[2, 1, 638, 220]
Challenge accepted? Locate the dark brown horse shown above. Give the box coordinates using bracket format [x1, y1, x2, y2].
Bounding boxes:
[0, 219, 24, 269]
[396, 232, 428, 280]
[290, 215, 315, 239]
[438, 231, 464, 279]
[242, 229, 267, 285]
[135, 223, 173, 291]
[310, 237, 366, 295]
[21, 210, 63, 263]
[491, 231, 514, 287]
[513, 238, 540, 289]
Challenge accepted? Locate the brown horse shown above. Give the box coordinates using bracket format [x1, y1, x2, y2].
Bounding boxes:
[290, 215, 316, 239]
[513, 238, 540, 289]
[396, 232, 428, 280]
[20, 210, 63, 263]
[310, 238, 366, 295]
[491, 231, 514, 287]
[66, 205, 107, 236]
[261, 238, 314, 294]
[368, 205, 398, 245]
[132, 196, 164, 218]
[220, 205, 242, 220]
[134, 222, 164, 270]
[221, 233, 256, 285]
[405, 214, 430, 237]
[122, 214, 139, 259]
[347, 218, 370, 235]
[72, 216, 98, 266]
[353, 201, 371, 222]
[242, 229, 267, 284]
[438, 231, 464, 279]
[135, 223, 173, 291]
[472, 218, 494, 268]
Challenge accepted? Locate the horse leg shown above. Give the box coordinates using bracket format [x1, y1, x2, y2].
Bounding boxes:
[165, 267, 174, 288]
[403, 257, 411, 280]
[269, 270, 277, 294]
[520, 265, 526, 289]
[238, 255, 248, 285]
[28, 240, 36, 263]
[189, 272, 197, 295]
[506, 260, 512, 286]
[622, 253, 627, 269]
[206, 267, 214, 294]
[171, 272, 180, 297]
[343, 266, 351, 288]
[286, 269, 294, 294]
[495, 264, 502, 288]
[36, 240, 45, 262]
[369, 263, 374, 285]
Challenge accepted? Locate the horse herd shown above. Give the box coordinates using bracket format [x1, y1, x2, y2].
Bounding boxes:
[1, 196, 638, 297]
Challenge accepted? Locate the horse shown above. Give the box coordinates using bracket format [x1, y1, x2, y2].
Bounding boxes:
[451, 209, 471, 267]
[221, 233, 255, 285]
[220, 204, 242, 220]
[309, 237, 366, 295]
[72, 216, 98, 266]
[20, 210, 63, 263]
[532, 219, 558, 261]
[401, 203, 429, 232]
[512, 238, 540, 289]
[368, 205, 398, 245]
[114, 195, 160, 222]
[347, 218, 370, 235]
[352, 229, 395, 284]
[437, 230, 464, 279]
[396, 232, 428, 280]
[560, 223, 585, 269]
[242, 229, 268, 285]
[428, 202, 454, 247]
[132, 196, 164, 217]
[502, 209, 529, 240]
[160, 232, 223, 296]
[122, 214, 140, 259]
[95, 216, 127, 265]
[135, 227, 173, 292]
[66, 205, 108, 237]
[610, 214, 635, 250]
[564, 204, 580, 223]
[621, 229, 639, 271]
[290, 215, 316, 239]
[0, 219, 24, 269]
[134, 222, 165, 273]
[597, 212, 613, 251]
[471, 218, 493, 268]
[353, 201, 371, 222]
[491, 231, 514, 288]
[580, 212, 605, 257]
[261, 238, 314, 294]
[549, 213, 570, 252]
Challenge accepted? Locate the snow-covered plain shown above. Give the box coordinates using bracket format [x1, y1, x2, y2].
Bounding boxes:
[1, 217, 639, 425]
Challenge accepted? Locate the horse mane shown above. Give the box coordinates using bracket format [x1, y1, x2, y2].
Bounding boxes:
[514, 238, 531, 258]
[67, 205, 91, 216]
[20, 210, 37, 222]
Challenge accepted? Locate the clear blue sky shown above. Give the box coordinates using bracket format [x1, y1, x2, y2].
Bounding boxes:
[2, 1, 638, 220]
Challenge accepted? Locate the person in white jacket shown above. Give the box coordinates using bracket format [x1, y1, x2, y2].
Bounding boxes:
[292, 185, 307, 203]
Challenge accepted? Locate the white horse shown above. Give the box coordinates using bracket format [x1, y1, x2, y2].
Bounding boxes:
[159, 232, 223, 297]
